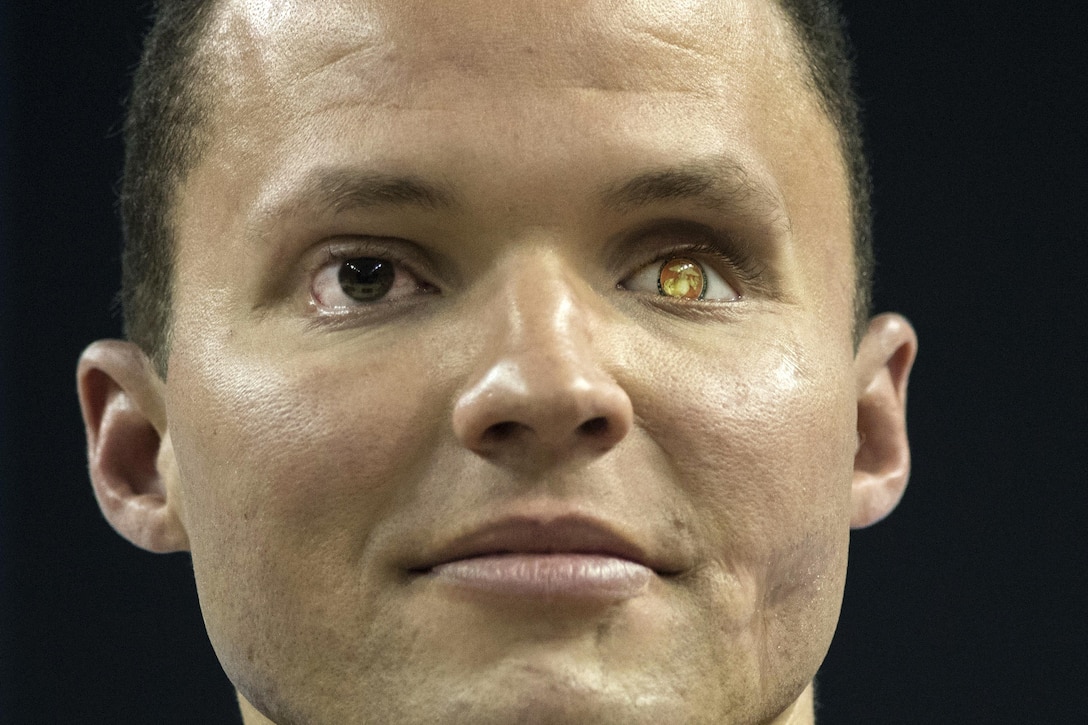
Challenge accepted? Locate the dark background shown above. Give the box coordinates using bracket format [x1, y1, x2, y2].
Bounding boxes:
[2, 2, 1085, 723]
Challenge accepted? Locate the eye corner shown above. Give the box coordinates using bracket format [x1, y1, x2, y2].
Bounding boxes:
[308, 244, 441, 316]
[621, 254, 741, 303]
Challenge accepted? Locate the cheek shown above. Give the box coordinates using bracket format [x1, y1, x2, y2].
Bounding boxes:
[638, 337, 855, 524]
[628, 329, 856, 640]
[165, 344, 445, 678]
[170, 356, 420, 537]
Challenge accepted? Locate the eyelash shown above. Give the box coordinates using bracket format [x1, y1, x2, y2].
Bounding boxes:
[308, 236, 763, 310]
[636, 240, 763, 295]
[309, 241, 436, 312]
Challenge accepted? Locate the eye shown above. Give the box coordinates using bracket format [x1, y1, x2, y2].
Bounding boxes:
[623, 256, 738, 301]
[312, 256, 431, 309]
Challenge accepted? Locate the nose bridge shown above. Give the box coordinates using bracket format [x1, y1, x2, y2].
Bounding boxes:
[499, 250, 590, 374]
[452, 248, 633, 462]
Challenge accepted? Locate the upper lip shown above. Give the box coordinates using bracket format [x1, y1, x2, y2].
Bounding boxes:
[412, 514, 681, 575]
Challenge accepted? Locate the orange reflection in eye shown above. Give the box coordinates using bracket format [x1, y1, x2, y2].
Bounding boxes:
[658, 258, 707, 299]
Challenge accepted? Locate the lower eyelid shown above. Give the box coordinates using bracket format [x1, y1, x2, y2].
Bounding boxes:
[311, 257, 426, 309]
[623, 256, 739, 301]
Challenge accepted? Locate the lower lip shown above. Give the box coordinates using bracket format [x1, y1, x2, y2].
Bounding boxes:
[429, 554, 653, 600]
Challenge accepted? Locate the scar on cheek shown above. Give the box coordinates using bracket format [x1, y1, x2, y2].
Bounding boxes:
[658, 258, 707, 299]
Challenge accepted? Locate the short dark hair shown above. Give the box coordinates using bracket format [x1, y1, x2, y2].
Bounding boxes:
[776, 0, 874, 339]
[120, 0, 220, 375]
[120, 0, 874, 376]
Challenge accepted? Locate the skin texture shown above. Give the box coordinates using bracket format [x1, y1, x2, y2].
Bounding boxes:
[77, 1, 917, 723]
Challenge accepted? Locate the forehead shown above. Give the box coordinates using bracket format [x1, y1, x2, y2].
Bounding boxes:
[202, 0, 809, 110]
[186, 0, 839, 231]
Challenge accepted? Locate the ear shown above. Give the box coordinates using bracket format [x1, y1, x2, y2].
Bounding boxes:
[851, 313, 918, 528]
[76, 340, 189, 552]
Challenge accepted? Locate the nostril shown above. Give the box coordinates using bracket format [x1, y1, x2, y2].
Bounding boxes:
[578, 417, 609, 437]
[482, 421, 522, 444]
[479, 416, 611, 448]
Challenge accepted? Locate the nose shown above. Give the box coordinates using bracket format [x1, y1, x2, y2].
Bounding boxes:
[452, 254, 633, 464]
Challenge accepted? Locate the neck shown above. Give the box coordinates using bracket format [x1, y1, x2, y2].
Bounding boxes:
[238, 694, 276, 725]
[775, 682, 817, 725]
[238, 681, 817, 724]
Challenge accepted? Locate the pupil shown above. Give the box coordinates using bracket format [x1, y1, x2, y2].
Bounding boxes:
[338, 258, 395, 301]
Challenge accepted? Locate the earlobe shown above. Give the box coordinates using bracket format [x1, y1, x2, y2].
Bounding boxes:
[851, 313, 918, 528]
[77, 340, 189, 553]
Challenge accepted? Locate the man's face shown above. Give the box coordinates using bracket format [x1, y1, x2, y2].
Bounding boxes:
[166, 0, 860, 721]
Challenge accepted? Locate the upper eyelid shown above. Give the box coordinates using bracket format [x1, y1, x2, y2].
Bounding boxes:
[306, 240, 438, 311]
[622, 239, 763, 292]
[315, 239, 414, 267]
[311, 238, 446, 284]
[608, 217, 756, 263]
[308, 249, 438, 317]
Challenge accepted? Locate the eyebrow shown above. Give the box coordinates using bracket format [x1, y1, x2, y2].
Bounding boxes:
[261, 159, 787, 230]
[599, 161, 790, 231]
[262, 167, 457, 221]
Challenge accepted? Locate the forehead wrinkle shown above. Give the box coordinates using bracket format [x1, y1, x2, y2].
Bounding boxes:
[209, 0, 815, 123]
[206, 0, 392, 109]
[347, 0, 755, 96]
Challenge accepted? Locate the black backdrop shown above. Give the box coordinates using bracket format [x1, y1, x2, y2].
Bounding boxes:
[2, 2, 1085, 723]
